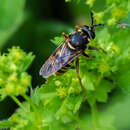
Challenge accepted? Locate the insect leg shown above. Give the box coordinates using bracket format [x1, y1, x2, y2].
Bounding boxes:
[76, 58, 85, 98]
[88, 46, 106, 54]
[82, 52, 94, 59]
[62, 32, 69, 39]
[75, 25, 80, 32]
[45, 77, 50, 85]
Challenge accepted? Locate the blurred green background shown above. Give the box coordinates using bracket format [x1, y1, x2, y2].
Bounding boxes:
[0, 0, 130, 130]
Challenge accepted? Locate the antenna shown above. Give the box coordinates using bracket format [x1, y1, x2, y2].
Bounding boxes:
[90, 11, 104, 28]
[93, 24, 104, 27]
[90, 11, 94, 26]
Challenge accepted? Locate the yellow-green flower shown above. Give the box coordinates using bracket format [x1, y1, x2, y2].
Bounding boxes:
[6, 83, 15, 95]
[86, 0, 95, 7]
[56, 87, 67, 98]
[107, 18, 116, 26]
[8, 73, 17, 82]
[9, 46, 24, 61]
[55, 80, 61, 86]
[94, 12, 104, 23]
[98, 61, 110, 74]
[21, 72, 31, 87]
[111, 44, 120, 54]
[0, 46, 34, 99]
[112, 8, 127, 20]
[16, 84, 26, 95]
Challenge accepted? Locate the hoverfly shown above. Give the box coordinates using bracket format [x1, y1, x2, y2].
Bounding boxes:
[40, 12, 104, 96]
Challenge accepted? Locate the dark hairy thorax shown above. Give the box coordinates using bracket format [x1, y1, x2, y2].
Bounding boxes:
[68, 31, 90, 50]
[56, 31, 90, 75]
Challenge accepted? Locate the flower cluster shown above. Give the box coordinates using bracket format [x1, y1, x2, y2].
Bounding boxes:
[0, 47, 35, 100]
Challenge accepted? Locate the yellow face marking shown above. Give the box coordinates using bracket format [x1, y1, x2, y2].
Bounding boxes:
[83, 35, 87, 38]
[61, 68, 67, 71]
[56, 47, 62, 57]
[64, 66, 70, 69]
[72, 37, 75, 42]
[67, 42, 75, 50]
[55, 72, 63, 75]
[80, 31, 83, 35]
[76, 42, 79, 45]
[88, 38, 91, 42]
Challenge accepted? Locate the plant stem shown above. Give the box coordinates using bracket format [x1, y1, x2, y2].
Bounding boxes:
[22, 93, 36, 111]
[11, 95, 26, 112]
[91, 103, 100, 130]
[22, 93, 42, 126]
[96, 73, 103, 87]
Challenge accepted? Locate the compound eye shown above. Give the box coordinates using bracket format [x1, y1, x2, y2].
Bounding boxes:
[82, 25, 89, 32]
[90, 31, 95, 39]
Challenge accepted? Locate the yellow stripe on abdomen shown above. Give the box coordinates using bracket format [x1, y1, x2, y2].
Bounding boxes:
[56, 63, 72, 75]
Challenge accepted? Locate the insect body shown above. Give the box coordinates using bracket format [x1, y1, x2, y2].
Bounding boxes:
[40, 30, 89, 78]
[40, 12, 104, 95]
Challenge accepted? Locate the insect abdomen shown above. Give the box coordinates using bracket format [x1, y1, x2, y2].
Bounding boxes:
[56, 63, 72, 75]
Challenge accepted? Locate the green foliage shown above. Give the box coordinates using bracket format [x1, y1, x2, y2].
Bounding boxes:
[0, 0, 25, 49]
[50, 36, 64, 46]
[67, 0, 129, 26]
[0, 0, 130, 130]
[0, 120, 16, 128]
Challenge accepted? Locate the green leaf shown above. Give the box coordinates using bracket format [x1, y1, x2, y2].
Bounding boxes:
[85, 79, 114, 106]
[114, 52, 130, 92]
[111, 29, 130, 93]
[56, 95, 82, 122]
[0, 120, 16, 128]
[0, 0, 25, 49]
[50, 36, 64, 46]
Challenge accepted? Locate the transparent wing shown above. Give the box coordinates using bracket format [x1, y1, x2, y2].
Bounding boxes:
[40, 41, 81, 78]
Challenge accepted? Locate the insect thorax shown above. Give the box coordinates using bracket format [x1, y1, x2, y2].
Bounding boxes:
[68, 31, 89, 50]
